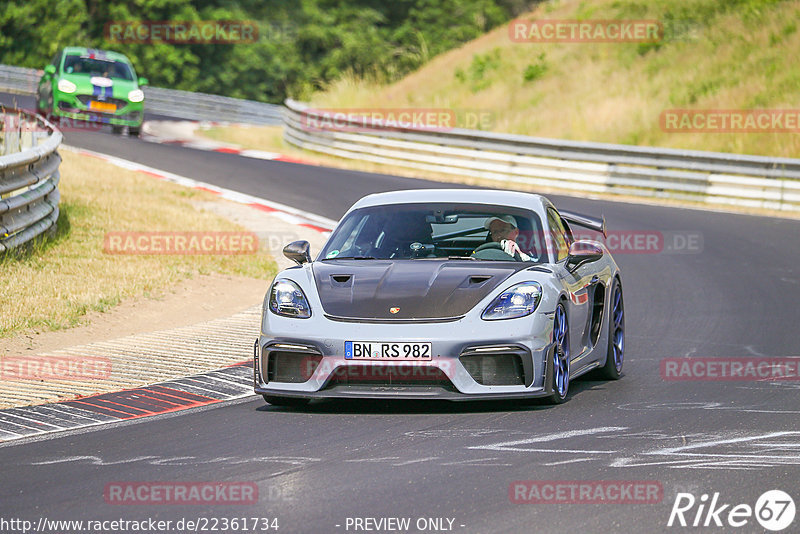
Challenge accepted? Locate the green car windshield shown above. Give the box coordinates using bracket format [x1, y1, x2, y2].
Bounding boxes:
[63, 55, 135, 81]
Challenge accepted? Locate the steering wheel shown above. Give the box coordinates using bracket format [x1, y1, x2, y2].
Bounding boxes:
[471, 242, 517, 261]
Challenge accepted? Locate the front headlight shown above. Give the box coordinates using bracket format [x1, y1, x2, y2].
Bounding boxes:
[128, 89, 144, 103]
[269, 280, 311, 318]
[482, 281, 542, 321]
[57, 79, 77, 93]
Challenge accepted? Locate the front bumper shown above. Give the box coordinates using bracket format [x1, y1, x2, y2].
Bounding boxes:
[53, 92, 143, 127]
[254, 311, 558, 401]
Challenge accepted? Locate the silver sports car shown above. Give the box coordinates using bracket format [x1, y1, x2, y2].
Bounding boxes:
[254, 189, 624, 405]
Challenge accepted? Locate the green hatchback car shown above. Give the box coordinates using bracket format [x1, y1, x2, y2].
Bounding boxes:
[36, 47, 148, 136]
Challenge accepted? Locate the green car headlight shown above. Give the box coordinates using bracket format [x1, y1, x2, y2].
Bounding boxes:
[128, 89, 144, 103]
[57, 79, 77, 93]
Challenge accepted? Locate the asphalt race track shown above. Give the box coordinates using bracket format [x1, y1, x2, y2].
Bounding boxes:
[2, 91, 800, 532]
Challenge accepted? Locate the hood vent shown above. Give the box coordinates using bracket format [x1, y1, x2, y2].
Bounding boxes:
[466, 275, 493, 286]
[331, 274, 353, 286]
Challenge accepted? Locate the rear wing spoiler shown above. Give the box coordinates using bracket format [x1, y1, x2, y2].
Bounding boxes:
[559, 210, 607, 238]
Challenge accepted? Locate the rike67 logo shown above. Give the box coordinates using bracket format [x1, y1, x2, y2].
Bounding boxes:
[668, 490, 795, 531]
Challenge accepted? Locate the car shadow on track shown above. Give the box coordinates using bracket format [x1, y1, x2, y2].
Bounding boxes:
[254, 376, 614, 415]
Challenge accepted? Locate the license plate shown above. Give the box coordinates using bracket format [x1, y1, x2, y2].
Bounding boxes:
[89, 101, 116, 112]
[345, 341, 432, 360]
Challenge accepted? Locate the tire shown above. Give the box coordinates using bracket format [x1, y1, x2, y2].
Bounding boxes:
[600, 278, 624, 380]
[546, 302, 570, 404]
[262, 395, 310, 407]
[111, 125, 124, 135]
[129, 127, 141, 137]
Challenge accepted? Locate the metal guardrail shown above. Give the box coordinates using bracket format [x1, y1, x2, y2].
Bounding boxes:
[0, 64, 282, 126]
[0, 64, 39, 95]
[145, 87, 282, 125]
[0, 109, 62, 252]
[284, 99, 800, 212]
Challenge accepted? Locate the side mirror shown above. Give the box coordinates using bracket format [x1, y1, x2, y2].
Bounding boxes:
[138, 77, 149, 86]
[283, 240, 311, 265]
[566, 240, 603, 271]
[44, 65, 56, 76]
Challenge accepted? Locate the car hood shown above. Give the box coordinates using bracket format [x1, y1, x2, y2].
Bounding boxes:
[311, 260, 528, 320]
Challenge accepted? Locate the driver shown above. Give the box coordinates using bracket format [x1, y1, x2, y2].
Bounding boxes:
[485, 215, 532, 261]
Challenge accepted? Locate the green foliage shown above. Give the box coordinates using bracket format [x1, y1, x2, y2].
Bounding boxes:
[455, 48, 502, 92]
[0, 0, 516, 103]
[522, 53, 547, 82]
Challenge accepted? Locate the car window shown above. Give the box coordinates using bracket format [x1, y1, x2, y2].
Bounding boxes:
[547, 208, 569, 262]
[62, 54, 134, 80]
[319, 203, 546, 262]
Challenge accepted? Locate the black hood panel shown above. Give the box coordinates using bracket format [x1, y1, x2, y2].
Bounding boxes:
[312, 260, 528, 320]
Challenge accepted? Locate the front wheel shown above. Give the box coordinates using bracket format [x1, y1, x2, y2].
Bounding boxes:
[262, 395, 310, 408]
[129, 127, 141, 137]
[599, 279, 624, 379]
[546, 303, 570, 404]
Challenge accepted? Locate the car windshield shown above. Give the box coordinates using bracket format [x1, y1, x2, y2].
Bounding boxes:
[319, 202, 548, 262]
[62, 55, 135, 80]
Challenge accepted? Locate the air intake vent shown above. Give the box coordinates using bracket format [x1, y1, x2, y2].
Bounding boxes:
[325, 365, 455, 389]
[460, 354, 525, 386]
[266, 351, 321, 383]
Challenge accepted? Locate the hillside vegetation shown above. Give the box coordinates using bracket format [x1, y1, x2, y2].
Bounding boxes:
[311, 0, 800, 158]
[0, 0, 530, 102]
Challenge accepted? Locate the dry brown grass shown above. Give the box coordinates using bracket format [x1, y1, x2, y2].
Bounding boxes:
[310, 0, 800, 158]
[204, 0, 800, 159]
[0, 150, 277, 338]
